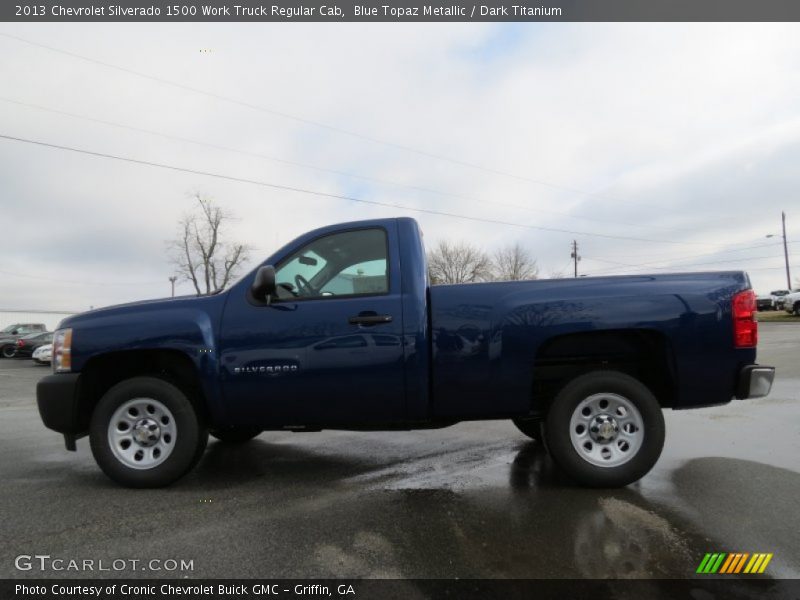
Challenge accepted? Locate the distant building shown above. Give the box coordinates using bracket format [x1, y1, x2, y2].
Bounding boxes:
[0, 309, 78, 332]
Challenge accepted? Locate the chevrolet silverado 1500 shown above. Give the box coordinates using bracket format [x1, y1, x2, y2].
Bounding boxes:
[37, 217, 775, 487]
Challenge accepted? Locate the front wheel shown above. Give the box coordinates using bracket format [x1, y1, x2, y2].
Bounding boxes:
[543, 371, 665, 488]
[1, 344, 16, 358]
[90, 376, 208, 488]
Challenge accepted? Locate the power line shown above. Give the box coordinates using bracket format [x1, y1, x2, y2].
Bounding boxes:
[586, 241, 787, 274]
[588, 240, 787, 264]
[0, 30, 666, 210]
[744, 265, 799, 272]
[0, 132, 724, 246]
[0, 95, 697, 234]
[585, 251, 796, 275]
[0, 268, 162, 286]
[621, 253, 790, 270]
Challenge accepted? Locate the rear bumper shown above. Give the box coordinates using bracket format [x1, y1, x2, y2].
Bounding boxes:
[36, 373, 82, 434]
[735, 365, 775, 399]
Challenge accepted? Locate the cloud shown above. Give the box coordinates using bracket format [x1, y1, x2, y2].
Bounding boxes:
[1, 22, 798, 312]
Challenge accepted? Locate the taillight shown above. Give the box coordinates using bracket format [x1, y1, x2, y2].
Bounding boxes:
[17, 339, 24, 347]
[732, 289, 757, 348]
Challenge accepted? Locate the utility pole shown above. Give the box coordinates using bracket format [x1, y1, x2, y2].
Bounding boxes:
[169, 276, 178, 298]
[782, 211, 792, 290]
[571, 240, 581, 278]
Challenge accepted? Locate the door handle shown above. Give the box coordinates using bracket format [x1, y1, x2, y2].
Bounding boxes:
[348, 313, 393, 326]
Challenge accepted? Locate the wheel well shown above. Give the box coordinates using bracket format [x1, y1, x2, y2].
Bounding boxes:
[75, 350, 207, 432]
[531, 329, 677, 413]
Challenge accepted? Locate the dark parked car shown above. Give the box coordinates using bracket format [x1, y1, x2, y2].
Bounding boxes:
[14, 331, 53, 358]
[0, 323, 47, 358]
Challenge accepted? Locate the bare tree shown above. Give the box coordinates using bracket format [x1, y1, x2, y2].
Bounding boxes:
[170, 193, 249, 295]
[427, 240, 491, 284]
[491, 242, 539, 281]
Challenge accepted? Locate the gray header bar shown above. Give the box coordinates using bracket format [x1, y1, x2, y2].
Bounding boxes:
[4, 0, 800, 22]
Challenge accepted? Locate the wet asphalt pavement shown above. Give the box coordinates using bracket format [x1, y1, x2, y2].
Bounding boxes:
[1, 322, 798, 581]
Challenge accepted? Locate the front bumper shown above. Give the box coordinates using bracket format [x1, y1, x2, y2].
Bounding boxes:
[36, 373, 82, 434]
[735, 365, 775, 399]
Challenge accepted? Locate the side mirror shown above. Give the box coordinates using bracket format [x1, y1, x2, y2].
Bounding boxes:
[251, 265, 277, 304]
[11, 330, 18, 335]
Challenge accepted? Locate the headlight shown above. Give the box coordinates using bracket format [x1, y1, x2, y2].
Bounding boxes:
[52, 329, 73, 373]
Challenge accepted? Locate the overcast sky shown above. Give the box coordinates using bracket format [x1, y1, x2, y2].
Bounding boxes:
[1, 22, 799, 311]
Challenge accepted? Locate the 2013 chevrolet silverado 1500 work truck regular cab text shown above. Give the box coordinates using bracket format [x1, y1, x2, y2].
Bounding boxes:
[36, 218, 775, 488]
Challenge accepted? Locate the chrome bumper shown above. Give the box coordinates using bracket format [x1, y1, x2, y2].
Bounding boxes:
[736, 365, 775, 399]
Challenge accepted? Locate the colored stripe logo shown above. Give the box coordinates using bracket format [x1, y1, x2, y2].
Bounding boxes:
[696, 552, 773, 574]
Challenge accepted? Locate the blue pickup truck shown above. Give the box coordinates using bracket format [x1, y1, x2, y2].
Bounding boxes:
[37, 217, 774, 488]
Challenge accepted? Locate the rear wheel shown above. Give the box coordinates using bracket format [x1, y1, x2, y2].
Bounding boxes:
[1, 344, 16, 358]
[90, 376, 207, 488]
[543, 371, 665, 488]
[210, 427, 262, 443]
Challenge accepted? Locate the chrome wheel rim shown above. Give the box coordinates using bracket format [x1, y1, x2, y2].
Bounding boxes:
[569, 393, 644, 467]
[108, 398, 176, 469]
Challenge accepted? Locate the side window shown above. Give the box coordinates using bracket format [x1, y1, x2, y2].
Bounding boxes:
[319, 259, 387, 295]
[273, 249, 328, 300]
[274, 229, 389, 300]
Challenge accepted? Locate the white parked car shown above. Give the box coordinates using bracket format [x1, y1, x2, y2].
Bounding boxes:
[770, 289, 791, 310]
[32, 343, 52, 365]
[783, 290, 800, 315]
[757, 293, 774, 311]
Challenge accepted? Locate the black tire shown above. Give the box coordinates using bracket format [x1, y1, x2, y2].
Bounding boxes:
[209, 427, 262, 443]
[794, 302, 800, 316]
[512, 418, 541, 441]
[543, 371, 665, 488]
[1, 344, 16, 358]
[90, 376, 208, 488]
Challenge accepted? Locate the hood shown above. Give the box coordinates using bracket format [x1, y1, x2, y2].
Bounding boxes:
[59, 291, 228, 329]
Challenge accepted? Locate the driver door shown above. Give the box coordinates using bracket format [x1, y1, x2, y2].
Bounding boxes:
[219, 224, 406, 427]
